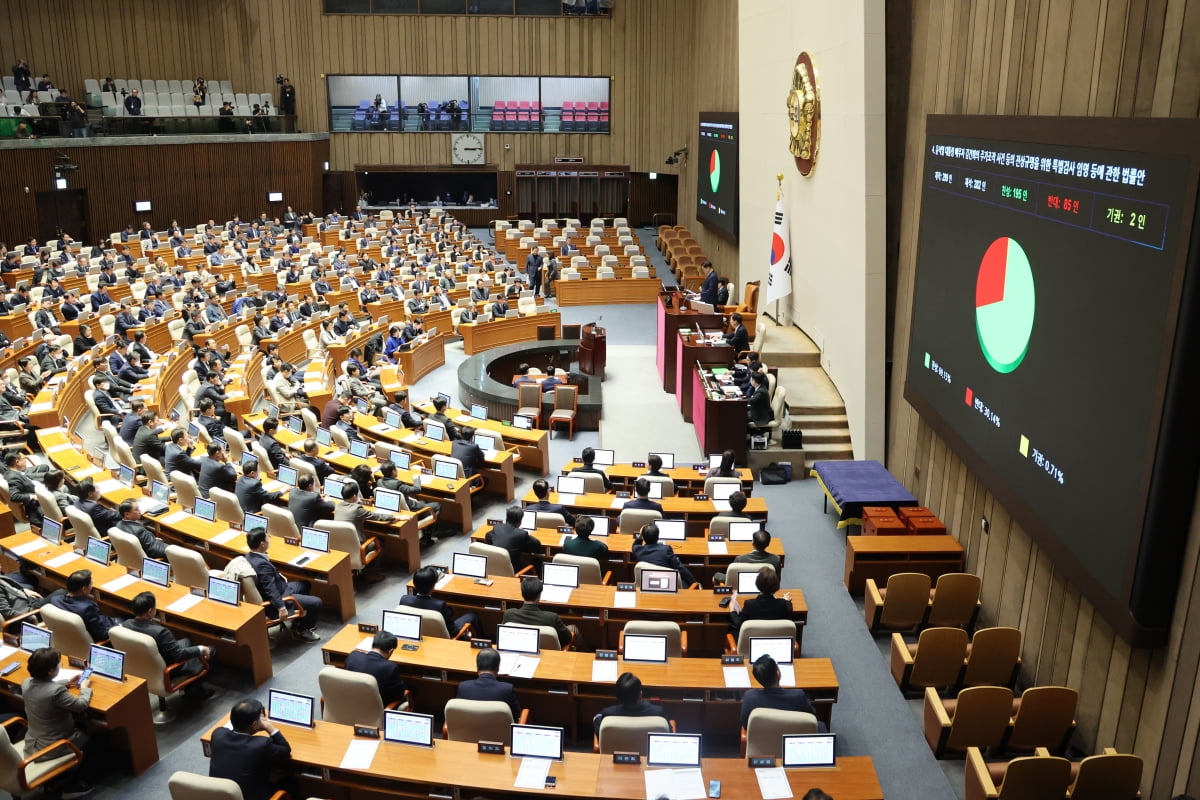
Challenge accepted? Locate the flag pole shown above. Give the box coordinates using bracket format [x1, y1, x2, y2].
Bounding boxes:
[774, 173, 783, 326]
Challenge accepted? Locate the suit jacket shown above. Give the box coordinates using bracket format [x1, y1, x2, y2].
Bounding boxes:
[246, 551, 289, 612]
[631, 542, 697, 586]
[198, 457, 237, 498]
[259, 434, 289, 469]
[397, 593, 465, 636]
[747, 387, 773, 427]
[623, 497, 663, 513]
[165, 443, 202, 478]
[595, 699, 665, 730]
[198, 413, 224, 442]
[731, 592, 793, 632]
[196, 383, 228, 416]
[208, 727, 292, 800]
[123, 616, 201, 664]
[730, 549, 783, 574]
[289, 489, 333, 530]
[562, 536, 609, 561]
[450, 439, 485, 476]
[21, 677, 92, 756]
[132, 424, 165, 463]
[485, 523, 541, 569]
[2, 467, 38, 508]
[501, 602, 571, 647]
[51, 592, 120, 642]
[334, 501, 394, 542]
[525, 499, 575, 526]
[724, 323, 749, 354]
[739, 686, 818, 729]
[700, 270, 719, 306]
[92, 389, 121, 423]
[457, 672, 520, 717]
[236, 476, 282, 513]
[77, 497, 121, 536]
[345, 649, 408, 706]
[116, 519, 166, 559]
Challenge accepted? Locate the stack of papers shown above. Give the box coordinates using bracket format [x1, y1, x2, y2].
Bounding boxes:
[778, 664, 796, 687]
[11, 540, 47, 556]
[644, 768, 706, 800]
[707, 540, 728, 555]
[160, 510, 192, 525]
[540, 585, 573, 604]
[45, 552, 82, 569]
[211, 529, 241, 545]
[592, 660, 619, 682]
[339, 739, 379, 771]
[165, 594, 205, 613]
[95, 478, 125, 494]
[612, 592, 637, 609]
[722, 666, 751, 688]
[514, 757, 552, 790]
[101, 573, 141, 592]
[755, 767, 794, 799]
[499, 654, 540, 678]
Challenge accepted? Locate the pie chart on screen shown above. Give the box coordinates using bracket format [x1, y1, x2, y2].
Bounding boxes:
[975, 236, 1035, 374]
[709, 149, 721, 193]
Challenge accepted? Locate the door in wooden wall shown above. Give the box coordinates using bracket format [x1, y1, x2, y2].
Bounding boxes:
[34, 189, 89, 246]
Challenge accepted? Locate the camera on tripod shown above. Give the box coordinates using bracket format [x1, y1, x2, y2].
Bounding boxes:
[275, 74, 288, 85]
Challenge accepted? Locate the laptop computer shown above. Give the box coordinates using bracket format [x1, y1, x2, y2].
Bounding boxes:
[646, 733, 702, 767]
[381, 609, 422, 642]
[510, 724, 564, 761]
[473, 433, 496, 452]
[469, 403, 488, 420]
[244, 512, 268, 535]
[737, 570, 767, 594]
[591, 449, 615, 466]
[240, 452, 258, 473]
[88, 643, 125, 681]
[193, 497, 217, 522]
[621, 633, 668, 663]
[425, 422, 446, 442]
[389, 449, 412, 470]
[383, 710, 434, 747]
[707, 454, 723, 471]
[433, 460, 457, 480]
[267, 689, 315, 728]
[586, 515, 610, 537]
[349, 439, 370, 459]
[84, 537, 111, 566]
[647, 481, 664, 500]
[382, 408, 403, 429]
[19, 622, 51, 654]
[116, 463, 136, 486]
[556, 475, 585, 497]
[497, 624, 541, 656]
[315, 427, 333, 446]
[276, 465, 298, 487]
[750, 636, 795, 667]
[513, 414, 534, 430]
[783, 733, 837, 768]
[727, 520, 761, 542]
[287, 415, 305, 433]
[324, 476, 346, 500]
[540, 562, 578, 604]
[40, 517, 63, 546]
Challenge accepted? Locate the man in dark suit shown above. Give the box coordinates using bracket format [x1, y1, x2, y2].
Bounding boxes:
[51, 570, 123, 642]
[500, 577, 574, 648]
[574, 447, 612, 490]
[622, 478, 663, 513]
[198, 442, 237, 498]
[76, 478, 121, 536]
[115, 500, 167, 559]
[123, 591, 213, 697]
[632, 522, 698, 587]
[450, 424, 485, 477]
[397, 566, 478, 638]
[699, 260, 719, 306]
[165, 428, 202, 478]
[132, 411, 166, 463]
[730, 566, 793, 633]
[2, 450, 47, 525]
[747, 371, 773, 429]
[299, 438, 335, 481]
[593, 672, 665, 732]
[724, 311, 749, 354]
[428, 397, 460, 441]
[196, 398, 225, 443]
[484, 506, 542, 571]
[562, 515, 608, 561]
[524, 249, 544, 297]
[114, 303, 141, 339]
[258, 418, 289, 470]
[739, 654, 822, 731]
[209, 698, 293, 800]
[289, 473, 333, 529]
[333, 481, 395, 545]
[32, 299, 60, 335]
[236, 459, 283, 514]
[344, 631, 409, 706]
[525, 479, 576, 525]
[456, 646, 520, 718]
[246, 529, 322, 641]
[197, 370, 235, 429]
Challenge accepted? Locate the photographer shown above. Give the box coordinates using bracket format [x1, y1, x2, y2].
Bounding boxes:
[192, 77, 207, 107]
[278, 76, 295, 116]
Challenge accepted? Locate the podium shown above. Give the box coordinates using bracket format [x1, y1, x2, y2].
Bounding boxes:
[580, 322, 607, 378]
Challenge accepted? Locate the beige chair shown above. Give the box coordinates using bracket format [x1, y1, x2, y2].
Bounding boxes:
[443, 698, 528, 745]
[300, 408, 320, 437]
[924, 685, 1014, 758]
[515, 383, 542, 427]
[506, 622, 566, 651]
[566, 470, 607, 494]
[222, 427, 247, 463]
[314, 519, 380, 575]
[209, 487, 245, 528]
[109, 625, 210, 723]
[552, 553, 610, 585]
[595, 715, 671, 754]
[1066, 749, 1143, 800]
[235, 324, 253, 349]
[707, 515, 747, 538]
[168, 770, 289, 800]
[236, 567, 307, 634]
[927, 572, 982, 629]
[107, 528, 149, 569]
[262, 504, 301, 539]
[702, 476, 742, 497]
[469, 541, 530, 578]
[401, 605, 473, 640]
[724, 561, 776, 589]
[890, 626, 969, 694]
[40, 603, 99, 661]
[170, 470, 201, 511]
[743, 707, 818, 757]
[547, 385, 578, 439]
[33, 482, 66, 526]
[726, 619, 798, 657]
[141, 455, 171, 488]
[961, 627, 1022, 689]
[318, 665, 394, 727]
[63, 507, 102, 546]
[0, 718, 84, 798]
[865, 573, 933, 633]
[618, 508, 662, 534]
[1005, 686, 1078, 754]
[640, 475, 675, 497]
[250, 442, 277, 480]
[535, 511, 568, 529]
[965, 747, 1072, 800]
[289, 457, 321, 491]
[166, 544, 221, 590]
[620, 620, 686, 657]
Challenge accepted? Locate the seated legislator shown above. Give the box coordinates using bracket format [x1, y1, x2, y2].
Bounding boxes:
[123, 591, 214, 698]
[623, 478, 663, 513]
[450, 425, 486, 478]
[526, 479, 576, 525]
[593, 671, 665, 732]
[485, 506, 542, 571]
[22, 647, 103, 797]
[258, 417, 290, 470]
[235, 458, 284, 514]
[344, 631, 409, 706]
[730, 566, 793, 633]
[632, 523, 698, 587]
[165, 427, 202, 478]
[575, 446, 612, 490]
[199, 442, 238, 499]
[76, 478, 121, 538]
[377, 460, 441, 519]
[715, 529, 782, 585]
[289, 473, 334, 529]
[51, 569, 123, 643]
[245, 529, 323, 642]
[724, 490, 753, 519]
[115, 499, 168, 560]
[209, 698, 294, 800]
[334, 480, 394, 548]
[501, 577, 575, 648]
[562, 515, 608, 561]
[643, 453, 669, 478]
[747, 372, 773, 430]
[457, 646, 520, 718]
[724, 311, 749, 354]
[711, 449, 739, 478]
[399, 566, 480, 638]
[740, 654, 824, 732]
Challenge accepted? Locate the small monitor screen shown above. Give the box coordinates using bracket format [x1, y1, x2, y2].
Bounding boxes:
[188, 421, 200, 437]
[287, 416, 304, 433]
[389, 450, 412, 469]
[381, 610, 422, 641]
[727, 521, 760, 542]
[513, 414, 534, 430]
[433, 460, 457, 480]
[374, 488, 403, 513]
[356, 398, 370, 415]
[193, 498, 216, 522]
[737, 570, 766, 594]
[244, 513, 268, 534]
[452, 552, 488, 578]
[712, 482, 738, 501]
[708, 454, 723, 470]
[639, 569, 678, 593]
[268, 689, 315, 728]
[520, 510, 537, 530]
[240, 452, 258, 472]
[300, 527, 330, 553]
[41, 517, 63, 545]
[267, 191, 284, 203]
[151, 481, 171, 503]
[622, 633, 668, 663]
[542, 562, 579, 588]
[647, 733, 702, 767]
[647, 481, 664, 500]
[749, 637, 794, 665]
[316, 427, 333, 446]
[511, 724, 564, 761]
[496, 624, 540, 655]
[591, 449, 615, 466]
[141, 558, 170, 587]
[89, 644, 125, 681]
[20, 622, 51, 653]
[277, 465, 298, 487]
[85, 537, 111, 565]
[384, 710, 434, 746]
[117, 464, 135, 486]
[656, 519, 686, 541]
[473, 433, 496, 451]
[425, 422, 446, 442]
[587, 515, 610, 537]
[325, 476, 346, 499]
[470, 403, 488, 420]
[349, 439, 370, 459]
[207, 575, 241, 606]
[649, 452, 675, 469]
[134, 200, 152, 212]
[783, 734, 837, 768]
[265, 404, 279, 419]
[437, 392, 452, 406]
[384, 408, 403, 428]
[557, 475, 585, 495]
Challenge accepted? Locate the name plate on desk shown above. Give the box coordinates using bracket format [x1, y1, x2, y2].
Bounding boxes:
[613, 752, 641, 764]
[615, 491, 631, 499]
[694, 494, 709, 501]
[595, 649, 618, 660]
[708, 534, 726, 542]
[748, 756, 776, 768]
[478, 741, 505, 755]
[616, 582, 635, 592]
[722, 654, 745, 665]
[713, 586, 733, 595]
[557, 526, 573, 533]
[353, 725, 380, 739]
[284, 537, 300, 547]
[358, 623, 378, 634]
[631, 461, 646, 469]
[471, 639, 494, 649]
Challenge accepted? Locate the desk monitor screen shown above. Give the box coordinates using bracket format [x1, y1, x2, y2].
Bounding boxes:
[587, 515, 610, 537]
[513, 414, 534, 430]
[425, 422, 446, 442]
[265, 403, 279, 419]
[389, 450, 412, 470]
[383, 710, 434, 747]
[622, 633, 668, 663]
[20, 622, 50, 653]
[383, 408, 403, 428]
[355, 398, 370, 415]
[783, 734, 837, 768]
[276, 465, 298, 487]
[708, 454, 723, 471]
[188, 421, 200, 438]
[381, 610, 422, 641]
[141, 558, 171, 588]
[520, 510, 537, 531]
[85, 537, 111, 566]
[244, 513, 268, 535]
[711, 482, 738, 501]
[728, 521, 761, 542]
[117, 464, 135, 486]
[268, 689, 315, 728]
[647, 481, 664, 500]
[649, 452, 676, 469]
[316, 427, 333, 446]
[41, 517, 63, 546]
[452, 552, 488, 578]
[510, 723, 564, 761]
[473, 433, 496, 451]
[240, 452, 258, 473]
[287, 415, 305, 434]
[207, 575, 241, 607]
[591, 449, 615, 466]
[436, 392, 452, 406]
[640, 569, 678, 594]
[88, 643, 125, 681]
[647, 733, 702, 767]
[749, 637, 794, 665]
[557, 475, 585, 496]
[324, 476, 346, 500]
[470, 403, 488, 420]
[433, 459, 457, 480]
[348, 439, 370, 459]
[300, 527, 330, 553]
[497, 624, 540, 655]
[193, 498, 216, 523]
[656, 519, 686, 541]
[737, 570, 766, 594]
[542, 562, 579, 588]
[374, 488, 403, 513]
[151, 481, 171, 504]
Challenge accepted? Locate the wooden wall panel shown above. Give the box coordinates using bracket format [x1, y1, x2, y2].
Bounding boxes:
[888, 1, 1200, 795]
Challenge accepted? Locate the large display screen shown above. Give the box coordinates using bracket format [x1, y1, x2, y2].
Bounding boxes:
[696, 112, 739, 242]
[904, 116, 1200, 646]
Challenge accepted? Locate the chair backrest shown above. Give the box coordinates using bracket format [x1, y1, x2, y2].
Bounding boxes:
[108, 625, 169, 697]
[703, 476, 742, 496]
[209, 487, 245, 527]
[745, 708, 818, 757]
[566, 470, 606, 494]
[34, 482, 65, 523]
[552, 553, 604, 584]
[927, 572, 982, 627]
[1008, 686, 1078, 752]
[942, 685, 1014, 753]
[735, 619, 798, 656]
[316, 520, 368, 571]
[553, 384, 578, 411]
[249, 442, 276, 479]
[235, 324, 253, 348]
[468, 541, 515, 578]
[238, 573, 265, 605]
[108, 528, 148, 568]
[141, 455, 170, 487]
[535, 511, 567, 529]
[443, 698, 516, 744]
[640, 475, 674, 497]
[301, 408, 320, 437]
[624, 620, 683, 658]
[707, 515, 744, 538]
[319, 665, 386, 727]
[222, 427, 246, 462]
[879, 572, 933, 629]
[432, 454, 466, 480]
[1068, 752, 1143, 800]
[166, 544, 214, 590]
[633, 560, 682, 587]
[996, 755, 1073, 800]
[289, 456, 320, 489]
[262, 504, 300, 539]
[167, 771, 244, 800]
[597, 715, 671, 754]
[40, 603, 94, 661]
[329, 425, 352, 451]
[404, 605, 454, 639]
[64, 506, 101, 543]
[908, 627, 969, 689]
[725, 562, 775, 589]
[170, 470, 200, 510]
[962, 627, 1022, 687]
[618, 508, 662, 534]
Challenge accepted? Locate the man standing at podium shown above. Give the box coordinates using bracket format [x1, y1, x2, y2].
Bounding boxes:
[699, 260, 719, 306]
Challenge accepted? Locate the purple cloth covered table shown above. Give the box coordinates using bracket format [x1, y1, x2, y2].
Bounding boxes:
[810, 460, 918, 527]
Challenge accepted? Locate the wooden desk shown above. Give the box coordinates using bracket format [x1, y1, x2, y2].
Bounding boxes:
[556, 277, 663, 306]
[396, 334, 446, 383]
[560, 460, 753, 497]
[1, 531, 274, 686]
[692, 365, 748, 466]
[0, 649, 159, 775]
[520, 489, 768, 538]
[414, 401, 550, 475]
[656, 294, 724, 394]
[460, 312, 562, 355]
[676, 333, 734, 422]
[843, 534, 966, 593]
